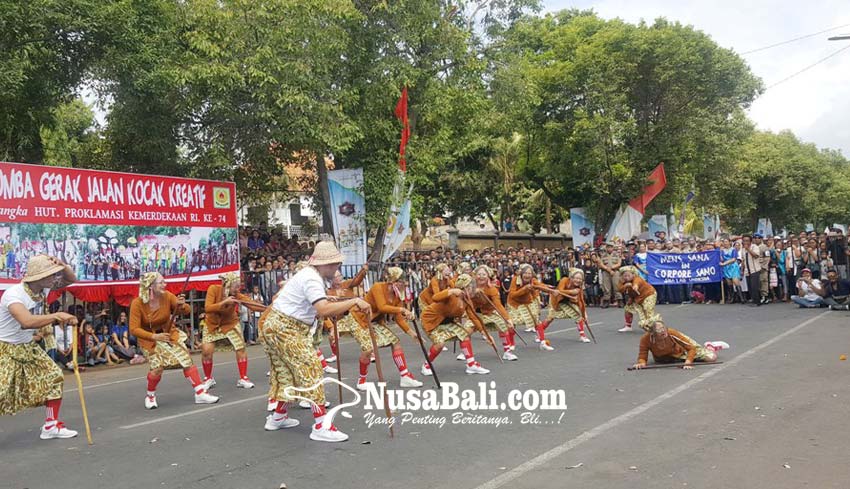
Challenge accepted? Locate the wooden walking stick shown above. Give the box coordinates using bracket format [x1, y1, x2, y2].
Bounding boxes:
[410, 317, 441, 389]
[70, 322, 93, 445]
[628, 361, 723, 371]
[478, 292, 527, 347]
[462, 296, 503, 363]
[367, 323, 394, 438]
[330, 319, 343, 404]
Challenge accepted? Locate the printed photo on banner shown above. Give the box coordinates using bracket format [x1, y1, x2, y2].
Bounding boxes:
[0, 162, 238, 288]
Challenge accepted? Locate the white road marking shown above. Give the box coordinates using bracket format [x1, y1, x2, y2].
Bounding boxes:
[120, 394, 269, 430]
[470, 311, 829, 489]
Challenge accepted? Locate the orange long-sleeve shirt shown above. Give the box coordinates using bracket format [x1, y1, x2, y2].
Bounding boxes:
[618, 276, 656, 304]
[419, 276, 449, 307]
[472, 286, 510, 319]
[550, 277, 581, 310]
[507, 277, 541, 308]
[352, 282, 412, 334]
[129, 292, 191, 352]
[421, 289, 485, 333]
[204, 284, 258, 334]
[637, 328, 697, 365]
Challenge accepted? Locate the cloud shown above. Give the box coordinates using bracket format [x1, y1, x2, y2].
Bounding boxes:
[542, 0, 850, 156]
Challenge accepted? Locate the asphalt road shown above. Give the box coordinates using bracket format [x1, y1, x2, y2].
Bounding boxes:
[1, 303, 848, 489]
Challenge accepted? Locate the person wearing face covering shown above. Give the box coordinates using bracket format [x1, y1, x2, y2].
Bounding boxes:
[131, 272, 220, 410]
[349, 267, 423, 390]
[632, 320, 728, 370]
[0, 255, 79, 440]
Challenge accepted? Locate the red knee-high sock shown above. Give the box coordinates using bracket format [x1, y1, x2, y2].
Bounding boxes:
[273, 400, 289, 419]
[460, 339, 475, 366]
[499, 332, 510, 351]
[392, 349, 412, 377]
[536, 321, 549, 341]
[147, 371, 162, 393]
[317, 349, 328, 368]
[237, 357, 249, 379]
[428, 345, 442, 362]
[625, 312, 633, 327]
[183, 366, 204, 393]
[312, 403, 328, 429]
[576, 319, 586, 335]
[44, 398, 62, 423]
[330, 338, 339, 357]
[202, 359, 213, 379]
[509, 329, 516, 347]
[359, 356, 370, 381]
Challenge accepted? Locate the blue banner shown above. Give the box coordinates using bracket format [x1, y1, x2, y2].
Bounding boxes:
[646, 250, 722, 285]
[327, 168, 367, 267]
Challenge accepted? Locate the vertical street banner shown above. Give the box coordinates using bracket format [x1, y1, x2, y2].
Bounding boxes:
[327, 168, 367, 267]
[646, 250, 722, 285]
[570, 208, 595, 248]
[381, 169, 413, 262]
[703, 214, 718, 240]
[648, 214, 669, 241]
[0, 161, 238, 301]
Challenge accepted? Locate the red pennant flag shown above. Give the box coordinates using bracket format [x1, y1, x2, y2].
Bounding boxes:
[395, 86, 410, 172]
[627, 162, 667, 214]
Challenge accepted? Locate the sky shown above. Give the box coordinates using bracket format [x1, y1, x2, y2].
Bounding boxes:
[542, 0, 850, 156]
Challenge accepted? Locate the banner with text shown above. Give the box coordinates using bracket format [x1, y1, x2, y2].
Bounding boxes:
[327, 168, 367, 268]
[0, 162, 238, 292]
[646, 250, 722, 285]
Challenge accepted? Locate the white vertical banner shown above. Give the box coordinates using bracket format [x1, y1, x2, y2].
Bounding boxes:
[569, 208, 595, 248]
[327, 168, 367, 267]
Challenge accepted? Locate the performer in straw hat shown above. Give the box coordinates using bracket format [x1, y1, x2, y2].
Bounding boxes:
[0, 254, 79, 440]
[420, 273, 493, 376]
[200, 272, 266, 391]
[470, 266, 518, 361]
[534, 268, 591, 350]
[350, 267, 423, 390]
[261, 241, 371, 442]
[130, 272, 219, 409]
[617, 266, 659, 332]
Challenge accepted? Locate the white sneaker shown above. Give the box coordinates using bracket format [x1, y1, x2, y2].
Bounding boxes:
[400, 375, 423, 388]
[40, 421, 78, 440]
[194, 391, 220, 404]
[323, 365, 338, 374]
[203, 377, 217, 390]
[441, 346, 448, 352]
[310, 425, 349, 443]
[266, 370, 270, 377]
[237, 378, 255, 389]
[326, 355, 337, 364]
[145, 394, 158, 410]
[705, 341, 730, 351]
[539, 340, 555, 351]
[264, 414, 300, 431]
[534, 337, 541, 343]
[299, 400, 312, 409]
[524, 327, 534, 333]
[579, 335, 591, 343]
[421, 363, 433, 376]
[618, 326, 633, 333]
[267, 399, 277, 412]
[356, 380, 370, 391]
[456, 353, 466, 361]
[370, 354, 375, 363]
[465, 363, 490, 375]
[502, 351, 518, 361]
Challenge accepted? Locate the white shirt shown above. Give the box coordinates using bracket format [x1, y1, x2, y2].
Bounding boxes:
[54, 324, 71, 350]
[0, 283, 42, 344]
[797, 279, 822, 302]
[272, 267, 328, 324]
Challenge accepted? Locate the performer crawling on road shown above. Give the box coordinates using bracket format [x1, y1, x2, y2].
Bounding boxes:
[618, 266, 658, 333]
[632, 320, 729, 370]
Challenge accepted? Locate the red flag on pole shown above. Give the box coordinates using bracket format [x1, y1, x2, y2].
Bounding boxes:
[395, 86, 410, 172]
[627, 162, 666, 214]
